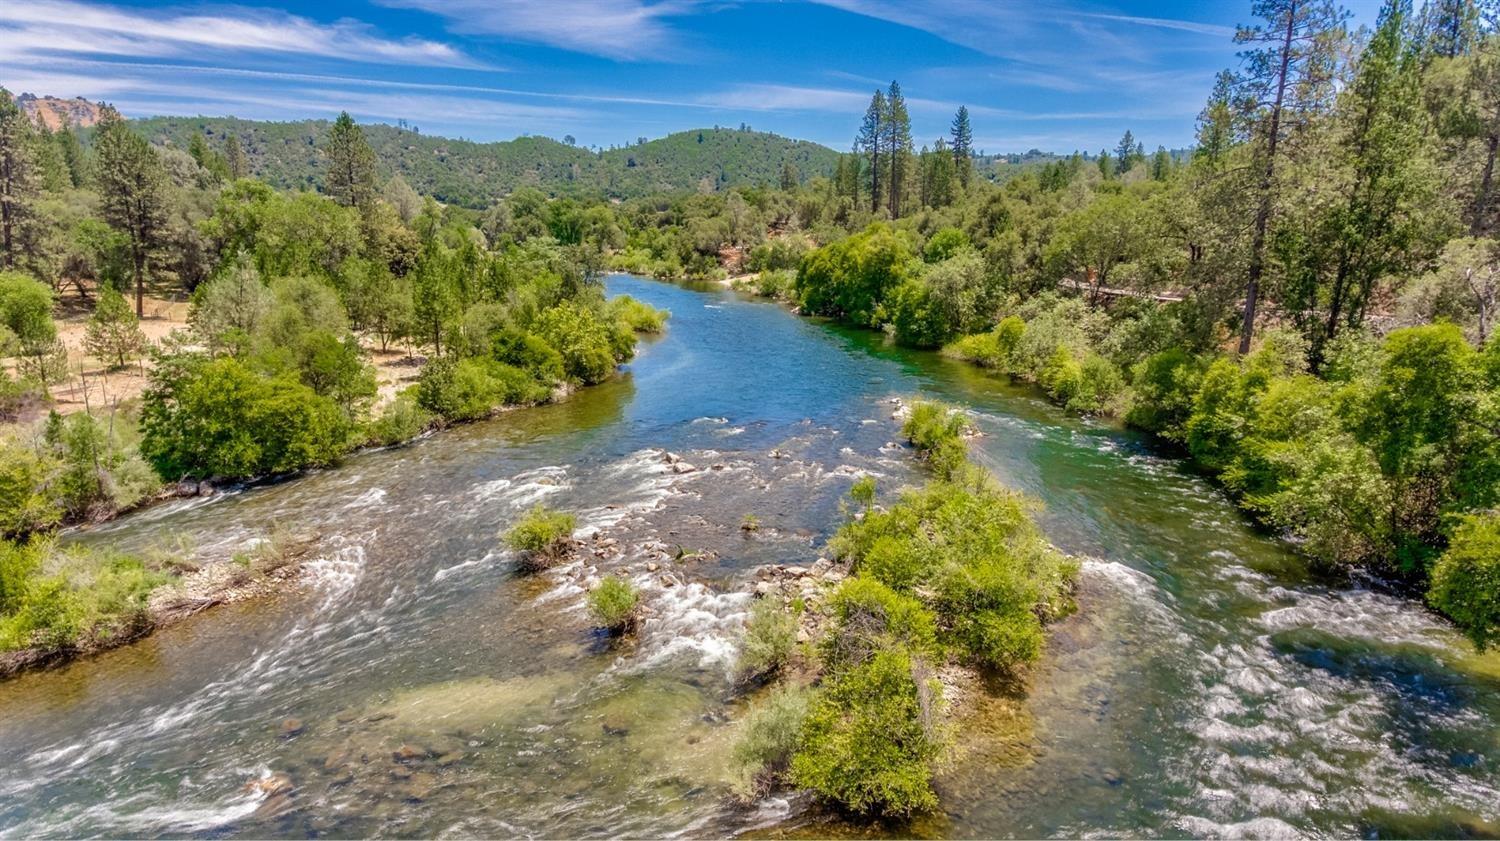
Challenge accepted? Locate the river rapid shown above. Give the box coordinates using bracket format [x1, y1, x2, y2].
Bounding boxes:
[1, 275, 1498, 839]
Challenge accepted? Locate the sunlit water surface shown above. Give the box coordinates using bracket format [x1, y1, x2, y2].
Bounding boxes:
[1, 275, 1497, 839]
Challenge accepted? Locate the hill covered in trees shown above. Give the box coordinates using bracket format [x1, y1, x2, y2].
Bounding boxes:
[125, 117, 839, 207]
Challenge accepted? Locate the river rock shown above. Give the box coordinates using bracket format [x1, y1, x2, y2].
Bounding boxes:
[646, 562, 659, 572]
[663, 451, 681, 465]
[278, 717, 305, 738]
[435, 751, 465, 767]
[601, 716, 630, 737]
[197, 481, 217, 497]
[247, 771, 294, 797]
[392, 743, 430, 763]
[405, 771, 439, 801]
[671, 461, 697, 474]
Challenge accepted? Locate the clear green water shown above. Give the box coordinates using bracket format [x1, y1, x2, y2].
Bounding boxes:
[1, 275, 1498, 839]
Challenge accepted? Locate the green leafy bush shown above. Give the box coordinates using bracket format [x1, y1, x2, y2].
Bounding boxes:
[732, 684, 811, 795]
[588, 576, 640, 634]
[902, 400, 970, 481]
[0, 538, 167, 653]
[1427, 512, 1500, 651]
[790, 648, 941, 817]
[607, 295, 669, 333]
[738, 598, 798, 678]
[822, 578, 939, 673]
[141, 356, 350, 480]
[505, 504, 576, 570]
[533, 302, 625, 385]
[365, 392, 434, 447]
[416, 357, 550, 422]
[1126, 348, 1207, 440]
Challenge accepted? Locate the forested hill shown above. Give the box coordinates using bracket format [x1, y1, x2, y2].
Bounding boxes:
[126, 117, 840, 207]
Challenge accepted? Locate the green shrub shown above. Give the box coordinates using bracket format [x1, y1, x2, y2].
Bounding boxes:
[1126, 348, 1207, 440]
[417, 357, 549, 422]
[902, 401, 970, 481]
[0, 439, 60, 538]
[1428, 512, 1500, 651]
[365, 391, 434, 446]
[505, 505, 576, 570]
[732, 684, 811, 794]
[790, 648, 941, 817]
[141, 356, 350, 480]
[491, 328, 565, 385]
[753, 269, 796, 300]
[607, 295, 669, 333]
[738, 598, 798, 678]
[588, 576, 640, 634]
[923, 228, 970, 263]
[533, 302, 623, 385]
[822, 578, 939, 673]
[0, 539, 167, 653]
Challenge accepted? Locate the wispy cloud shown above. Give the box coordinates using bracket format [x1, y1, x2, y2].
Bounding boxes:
[383, 0, 703, 61]
[0, 0, 480, 68]
[1078, 13, 1235, 38]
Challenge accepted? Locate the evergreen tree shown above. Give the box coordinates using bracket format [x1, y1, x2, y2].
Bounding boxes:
[925, 138, 957, 207]
[84, 284, 148, 368]
[856, 91, 886, 214]
[1097, 149, 1114, 179]
[1195, 71, 1239, 169]
[93, 107, 170, 317]
[1291, 0, 1439, 367]
[224, 134, 248, 180]
[950, 106, 974, 188]
[1232, 0, 1348, 353]
[1115, 130, 1138, 174]
[883, 81, 913, 218]
[53, 121, 85, 188]
[780, 160, 800, 190]
[1151, 146, 1173, 180]
[325, 111, 377, 209]
[0, 89, 39, 272]
[188, 132, 229, 181]
[1420, 0, 1484, 58]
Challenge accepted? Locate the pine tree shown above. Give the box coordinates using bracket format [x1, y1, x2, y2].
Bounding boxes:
[1151, 146, 1173, 180]
[884, 81, 913, 218]
[325, 111, 377, 209]
[1298, 0, 1438, 367]
[1195, 71, 1239, 169]
[84, 284, 148, 368]
[926, 138, 957, 208]
[0, 88, 40, 272]
[94, 106, 170, 318]
[950, 106, 974, 188]
[1098, 149, 1114, 179]
[1232, 0, 1348, 353]
[224, 134, 248, 180]
[1115, 130, 1138, 174]
[1420, 0, 1483, 58]
[780, 160, 800, 190]
[856, 91, 885, 214]
[53, 121, 85, 188]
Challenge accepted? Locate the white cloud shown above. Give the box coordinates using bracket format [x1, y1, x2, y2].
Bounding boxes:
[384, 0, 702, 61]
[0, 0, 480, 68]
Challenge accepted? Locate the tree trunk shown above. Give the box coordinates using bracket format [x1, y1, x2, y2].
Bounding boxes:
[1, 149, 12, 268]
[1240, 3, 1298, 355]
[133, 246, 146, 318]
[1471, 132, 1497, 237]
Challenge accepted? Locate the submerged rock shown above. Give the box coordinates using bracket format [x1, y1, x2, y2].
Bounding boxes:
[246, 771, 294, 797]
[278, 717, 304, 738]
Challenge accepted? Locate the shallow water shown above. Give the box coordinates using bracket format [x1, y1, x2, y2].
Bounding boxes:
[1, 275, 1497, 839]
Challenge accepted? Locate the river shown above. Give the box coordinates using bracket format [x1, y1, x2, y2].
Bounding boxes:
[1, 274, 1498, 839]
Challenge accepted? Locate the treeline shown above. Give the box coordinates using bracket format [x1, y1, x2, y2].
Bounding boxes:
[129, 118, 841, 208]
[755, 0, 1498, 649]
[0, 99, 663, 655]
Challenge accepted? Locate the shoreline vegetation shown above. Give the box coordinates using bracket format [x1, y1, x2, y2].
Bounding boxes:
[727, 400, 1079, 818]
[0, 101, 669, 677]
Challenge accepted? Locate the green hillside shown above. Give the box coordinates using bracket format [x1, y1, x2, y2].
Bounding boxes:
[127, 117, 839, 207]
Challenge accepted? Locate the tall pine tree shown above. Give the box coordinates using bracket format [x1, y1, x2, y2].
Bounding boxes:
[884, 81, 912, 218]
[1232, 0, 1348, 353]
[224, 134, 248, 180]
[856, 91, 886, 214]
[950, 106, 974, 188]
[94, 106, 170, 317]
[325, 111, 377, 210]
[0, 88, 40, 272]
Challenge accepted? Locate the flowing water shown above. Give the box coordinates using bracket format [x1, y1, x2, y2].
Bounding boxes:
[2, 275, 1498, 839]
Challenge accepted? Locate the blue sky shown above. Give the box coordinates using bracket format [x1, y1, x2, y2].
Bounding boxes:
[0, 0, 1381, 154]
